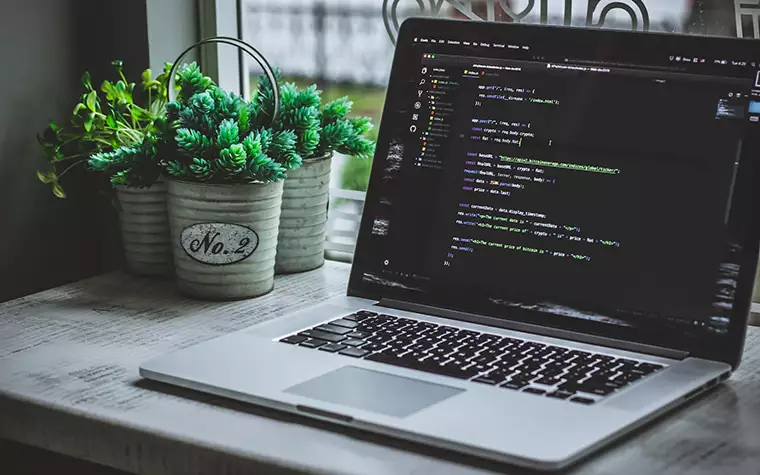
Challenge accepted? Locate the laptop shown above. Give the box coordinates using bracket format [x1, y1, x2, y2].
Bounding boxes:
[141, 18, 760, 470]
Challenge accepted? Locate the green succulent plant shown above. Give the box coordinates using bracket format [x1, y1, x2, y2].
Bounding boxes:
[159, 63, 302, 183]
[258, 75, 377, 161]
[37, 61, 173, 197]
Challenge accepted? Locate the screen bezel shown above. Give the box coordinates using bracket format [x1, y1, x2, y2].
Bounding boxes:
[348, 18, 758, 369]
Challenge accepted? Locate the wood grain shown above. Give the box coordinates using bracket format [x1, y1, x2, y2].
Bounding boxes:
[0, 262, 758, 475]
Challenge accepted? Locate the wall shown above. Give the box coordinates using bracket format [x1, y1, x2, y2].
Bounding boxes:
[0, 0, 152, 302]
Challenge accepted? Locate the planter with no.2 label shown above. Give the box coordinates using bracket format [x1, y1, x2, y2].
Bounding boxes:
[167, 180, 283, 300]
[116, 182, 173, 276]
[276, 153, 332, 274]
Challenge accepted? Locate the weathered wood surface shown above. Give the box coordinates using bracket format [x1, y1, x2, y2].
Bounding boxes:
[0, 261, 758, 475]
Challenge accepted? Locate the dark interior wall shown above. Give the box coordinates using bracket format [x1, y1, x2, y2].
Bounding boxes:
[0, 0, 150, 303]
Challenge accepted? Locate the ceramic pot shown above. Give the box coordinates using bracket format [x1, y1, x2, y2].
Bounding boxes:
[275, 153, 332, 274]
[167, 180, 283, 300]
[116, 182, 173, 276]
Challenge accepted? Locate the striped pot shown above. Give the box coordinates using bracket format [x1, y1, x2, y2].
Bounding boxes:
[275, 153, 332, 274]
[167, 180, 283, 300]
[116, 182, 173, 276]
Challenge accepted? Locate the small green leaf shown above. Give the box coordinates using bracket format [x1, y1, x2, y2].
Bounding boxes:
[131, 107, 150, 122]
[52, 182, 66, 199]
[81, 71, 92, 90]
[37, 170, 52, 184]
[106, 114, 117, 128]
[85, 90, 97, 112]
[93, 113, 106, 129]
[83, 113, 95, 132]
[101, 80, 115, 100]
[48, 122, 60, 133]
[72, 103, 86, 116]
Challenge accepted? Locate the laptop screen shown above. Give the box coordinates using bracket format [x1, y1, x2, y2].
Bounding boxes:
[350, 19, 760, 357]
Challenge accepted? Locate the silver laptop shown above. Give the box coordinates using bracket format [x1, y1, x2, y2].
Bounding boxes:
[141, 19, 760, 470]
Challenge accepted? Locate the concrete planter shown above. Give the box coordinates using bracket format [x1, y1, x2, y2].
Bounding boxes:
[116, 183, 173, 276]
[275, 153, 332, 274]
[167, 180, 283, 300]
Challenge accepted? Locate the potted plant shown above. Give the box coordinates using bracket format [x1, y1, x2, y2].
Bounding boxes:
[269, 79, 376, 274]
[36, 61, 174, 276]
[158, 41, 300, 299]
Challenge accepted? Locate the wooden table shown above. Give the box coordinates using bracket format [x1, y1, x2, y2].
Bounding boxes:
[1, 261, 759, 475]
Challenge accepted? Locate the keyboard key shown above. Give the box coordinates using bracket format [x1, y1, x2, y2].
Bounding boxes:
[423, 354, 448, 366]
[472, 376, 501, 385]
[300, 338, 327, 348]
[367, 334, 391, 344]
[637, 362, 665, 373]
[546, 390, 575, 400]
[355, 310, 377, 319]
[360, 342, 386, 352]
[330, 319, 358, 329]
[533, 376, 563, 386]
[298, 330, 346, 343]
[583, 386, 617, 396]
[522, 387, 547, 395]
[319, 343, 348, 353]
[316, 324, 354, 335]
[501, 380, 530, 390]
[342, 338, 366, 347]
[280, 335, 307, 345]
[347, 330, 370, 339]
[569, 396, 596, 405]
[425, 346, 451, 356]
[299, 330, 346, 343]
[471, 354, 500, 366]
[339, 347, 370, 358]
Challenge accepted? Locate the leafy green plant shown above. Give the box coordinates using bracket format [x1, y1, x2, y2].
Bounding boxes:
[159, 63, 302, 183]
[36, 61, 173, 197]
[259, 76, 376, 161]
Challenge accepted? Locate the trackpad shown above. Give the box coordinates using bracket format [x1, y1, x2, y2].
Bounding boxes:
[285, 366, 464, 418]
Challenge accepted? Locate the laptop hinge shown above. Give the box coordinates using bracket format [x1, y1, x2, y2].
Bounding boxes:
[376, 298, 690, 360]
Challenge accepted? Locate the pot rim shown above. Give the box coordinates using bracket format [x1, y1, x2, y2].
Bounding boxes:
[302, 152, 334, 163]
[167, 178, 283, 188]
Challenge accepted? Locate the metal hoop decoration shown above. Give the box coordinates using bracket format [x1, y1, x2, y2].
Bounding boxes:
[167, 36, 280, 127]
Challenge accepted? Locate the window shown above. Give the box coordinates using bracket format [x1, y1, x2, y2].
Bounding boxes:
[208, 0, 745, 259]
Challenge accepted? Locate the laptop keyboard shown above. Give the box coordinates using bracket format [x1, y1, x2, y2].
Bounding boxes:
[279, 310, 666, 405]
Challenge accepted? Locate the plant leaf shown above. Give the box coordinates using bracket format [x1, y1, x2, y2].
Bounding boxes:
[81, 71, 92, 90]
[83, 113, 95, 132]
[52, 182, 66, 199]
[85, 90, 97, 112]
[72, 103, 86, 117]
[37, 170, 52, 184]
